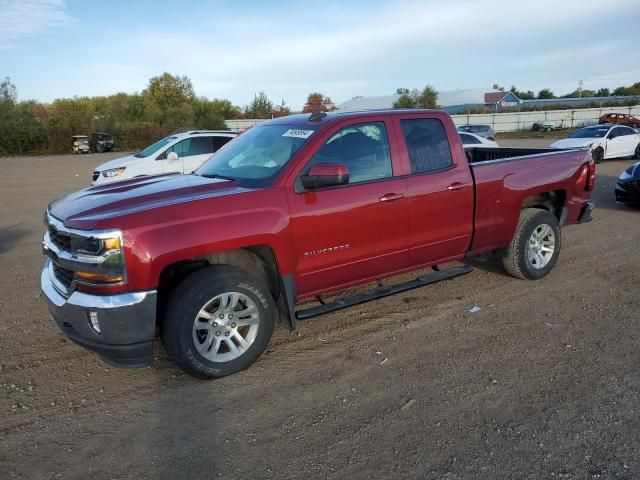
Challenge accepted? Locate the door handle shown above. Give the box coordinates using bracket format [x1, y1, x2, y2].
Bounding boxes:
[379, 193, 405, 203]
[447, 182, 470, 191]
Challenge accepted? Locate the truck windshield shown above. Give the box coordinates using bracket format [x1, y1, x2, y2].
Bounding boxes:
[135, 136, 178, 158]
[196, 125, 317, 187]
[569, 127, 608, 139]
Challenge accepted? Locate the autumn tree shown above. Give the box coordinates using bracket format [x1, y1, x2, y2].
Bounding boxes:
[302, 92, 336, 113]
[271, 99, 291, 118]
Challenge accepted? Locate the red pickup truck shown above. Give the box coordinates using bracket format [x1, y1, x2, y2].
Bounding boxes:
[41, 110, 595, 379]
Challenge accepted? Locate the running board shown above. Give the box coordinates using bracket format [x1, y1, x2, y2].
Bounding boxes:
[295, 265, 473, 321]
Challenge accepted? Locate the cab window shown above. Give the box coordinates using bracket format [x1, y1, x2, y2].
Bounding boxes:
[307, 122, 392, 184]
[400, 118, 454, 174]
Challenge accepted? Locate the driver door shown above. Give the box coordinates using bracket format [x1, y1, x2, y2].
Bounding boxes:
[285, 119, 409, 297]
[158, 140, 186, 174]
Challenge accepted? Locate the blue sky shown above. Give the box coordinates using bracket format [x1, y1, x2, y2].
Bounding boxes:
[1, 0, 639, 109]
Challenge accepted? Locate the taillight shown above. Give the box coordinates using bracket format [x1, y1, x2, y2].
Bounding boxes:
[585, 160, 596, 192]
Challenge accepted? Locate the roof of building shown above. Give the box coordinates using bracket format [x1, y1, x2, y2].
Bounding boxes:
[336, 87, 497, 111]
[484, 91, 511, 104]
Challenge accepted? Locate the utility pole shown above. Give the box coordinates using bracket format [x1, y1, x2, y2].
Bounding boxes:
[578, 80, 584, 98]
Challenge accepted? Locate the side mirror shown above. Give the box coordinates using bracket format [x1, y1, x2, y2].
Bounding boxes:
[301, 163, 349, 190]
[167, 151, 179, 162]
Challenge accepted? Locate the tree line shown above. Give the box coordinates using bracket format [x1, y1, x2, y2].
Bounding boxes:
[497, 82, 640, 100]
[0, 73, 337, 156]
[1, 72, 639, 156]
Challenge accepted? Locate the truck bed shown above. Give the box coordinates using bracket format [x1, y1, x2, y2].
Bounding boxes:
[464, 146, 567, 164]
[467, 147, 591, 254]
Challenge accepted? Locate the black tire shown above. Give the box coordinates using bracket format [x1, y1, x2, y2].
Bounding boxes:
[502, 208, 561, 280]
[634, 144, 640, 160]
[592, 147, 604, 164]
[161, 265, 276, 379]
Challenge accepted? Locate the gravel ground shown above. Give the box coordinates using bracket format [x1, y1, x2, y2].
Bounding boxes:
[1, 144, 639, 479]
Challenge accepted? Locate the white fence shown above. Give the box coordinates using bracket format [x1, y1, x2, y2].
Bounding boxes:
[227, 105, 640, 133]
[450, 105, 640, 132]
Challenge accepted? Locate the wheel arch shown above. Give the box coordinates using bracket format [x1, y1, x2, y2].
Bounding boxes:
[156, 245, 297, 331]
[520, 189, 566, 220]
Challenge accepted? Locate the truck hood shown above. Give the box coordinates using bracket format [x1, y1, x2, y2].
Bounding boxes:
[549, 138, 601, 149]
[95, 154, 143, 171]
[49, 174, 251, 230]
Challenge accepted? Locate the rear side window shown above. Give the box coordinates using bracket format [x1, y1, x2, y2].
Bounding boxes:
[459, 133, 480, 145]
[212, 136, 232, 151]
[183, 137, 211, 156]
[400, 118, 454, 174]
[620, 127, 635, 136]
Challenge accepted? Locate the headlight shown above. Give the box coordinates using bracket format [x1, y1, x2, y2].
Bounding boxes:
[102, 167, 126, 178]
[72, 233, 126, 286]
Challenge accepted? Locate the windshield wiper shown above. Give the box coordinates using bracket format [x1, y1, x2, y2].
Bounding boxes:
[200, 173, 236, 181]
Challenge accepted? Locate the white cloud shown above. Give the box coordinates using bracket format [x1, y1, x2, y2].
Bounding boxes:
[0, 0, 71, 47]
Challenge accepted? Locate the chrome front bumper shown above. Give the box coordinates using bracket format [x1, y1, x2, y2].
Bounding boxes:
[41, 259, 157, 368]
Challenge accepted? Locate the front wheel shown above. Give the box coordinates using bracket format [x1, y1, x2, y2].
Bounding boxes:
[634, 144, 640, 160]
[502, 208, 561, 280]
[161, 265, 276, 379]
[592, 147, 604, 164]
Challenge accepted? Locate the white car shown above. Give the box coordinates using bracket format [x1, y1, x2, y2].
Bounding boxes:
[550, 124, 640, 163]
[92, 130, 237, 185]
[459, 132, 499, 148]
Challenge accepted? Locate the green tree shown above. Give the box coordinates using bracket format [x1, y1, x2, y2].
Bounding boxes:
[537, 88, 555, 99]
[142, 72, 196, 127]
[595, 88, 610, 97]
[0, 77, 18, 103]
[244, 91, 273, 118]
[417, 84, 438, 108]
[393, 94, 416, 109]
[396, 87, 410, 95]
[509, 85, 535, 100]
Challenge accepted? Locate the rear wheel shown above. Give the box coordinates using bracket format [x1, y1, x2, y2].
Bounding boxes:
[161, 265, 276, 379]
[634, 144, 640, 160]
[592, 147, 604, 164]
[502, 208, 561, 280]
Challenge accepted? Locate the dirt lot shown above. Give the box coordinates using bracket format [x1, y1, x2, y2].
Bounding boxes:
[1, 143, 639, 479]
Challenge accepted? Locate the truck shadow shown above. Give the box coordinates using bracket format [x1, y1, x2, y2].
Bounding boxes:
[464, 255, 507, 277]
[0, 225, 31, 255]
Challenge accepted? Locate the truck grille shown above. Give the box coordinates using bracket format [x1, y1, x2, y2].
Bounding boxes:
[92, 171, 100, 181]
[48, 226, 72, 251]
[52, 263, 74, 289]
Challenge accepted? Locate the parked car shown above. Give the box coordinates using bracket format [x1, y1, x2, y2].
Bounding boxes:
[459, 132, 498, 147]
[89, 132, 115, 153]
[614, 161, 640, 207]
[532, 120, 556, 132]
[550, 124, 640, 163]
[599, 113, 640, 129]
[92, 130, 237, 184]
[72, 135, 90, 154]
[41, 110, 595, 379]
[457, 124, 495, 141]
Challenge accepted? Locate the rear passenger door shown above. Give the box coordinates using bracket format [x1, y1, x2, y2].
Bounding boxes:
[395, 116, 475, 266]
[618, 127, 639, 156]
[606, 127, 626, 158]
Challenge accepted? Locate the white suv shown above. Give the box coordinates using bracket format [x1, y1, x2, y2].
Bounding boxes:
[92, 130, 237, 185]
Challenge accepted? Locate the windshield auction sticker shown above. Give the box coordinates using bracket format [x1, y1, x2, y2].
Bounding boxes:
[282, 129, 314, 139]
